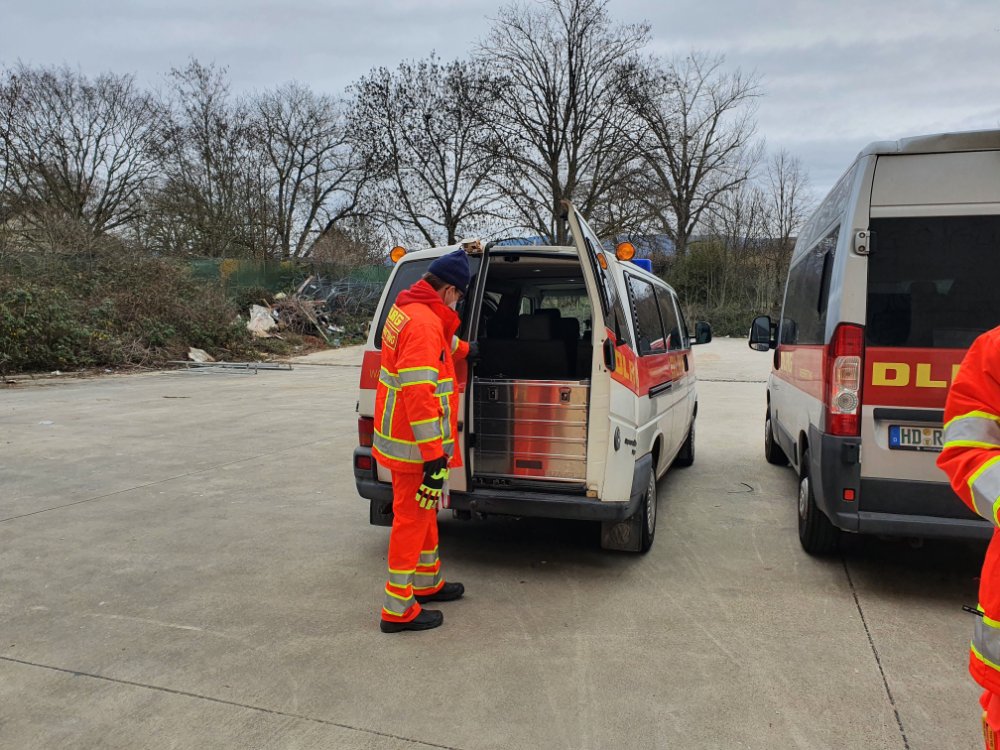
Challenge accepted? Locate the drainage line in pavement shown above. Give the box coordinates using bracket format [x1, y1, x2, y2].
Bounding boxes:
[0, 655, 466, 750]
[842, 558, 911, 750]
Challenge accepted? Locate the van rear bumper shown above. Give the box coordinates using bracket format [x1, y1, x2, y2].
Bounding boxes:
[354, 447, 646, 522]
[808, 427, 992, 540]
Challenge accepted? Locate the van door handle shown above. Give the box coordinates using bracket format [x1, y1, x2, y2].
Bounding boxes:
[683, 354, 689, 372]
[649, 381, 673, 397]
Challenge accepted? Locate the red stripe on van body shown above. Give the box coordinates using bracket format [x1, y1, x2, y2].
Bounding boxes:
[863, 347, 966, 409]
[772, 345, 825, 400]
[608, 332, 691, 396]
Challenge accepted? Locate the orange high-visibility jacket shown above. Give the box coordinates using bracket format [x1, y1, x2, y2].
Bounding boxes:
[938, 325, 1000, 694]
[372, 279, 469, 473]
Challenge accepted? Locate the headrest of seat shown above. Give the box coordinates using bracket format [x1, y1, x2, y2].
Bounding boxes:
[537, 308, 561, 319]
[518, 313, 553, 341]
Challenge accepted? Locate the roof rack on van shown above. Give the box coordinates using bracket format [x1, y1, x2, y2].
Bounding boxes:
[860, 128, 1000, 158]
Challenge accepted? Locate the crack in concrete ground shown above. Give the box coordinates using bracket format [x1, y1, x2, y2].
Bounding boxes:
[0, 655, 466, 750]
[842, 558, 911, 750]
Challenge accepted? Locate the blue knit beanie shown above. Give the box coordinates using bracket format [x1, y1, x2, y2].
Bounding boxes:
[428, 249, 471, 293]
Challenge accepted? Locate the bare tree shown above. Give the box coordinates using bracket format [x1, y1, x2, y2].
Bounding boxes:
[480, 0, 650, 242]
[145, 60, 269, 258]
[626, 51, 762, 256]
[0, 64, 162, 246]
[351, 55, 508, 246]
[251, 82, 374, 259]
[764, 149, 811, 250]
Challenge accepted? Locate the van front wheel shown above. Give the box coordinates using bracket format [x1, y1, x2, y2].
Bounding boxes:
[673, 422, 695, 467]
[639, 470, 658, 552]
[797, 451, 839, 555]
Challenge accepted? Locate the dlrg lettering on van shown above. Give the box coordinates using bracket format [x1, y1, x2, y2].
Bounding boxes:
[354, 202, 712, 552]
[749, 129, 1000, 554]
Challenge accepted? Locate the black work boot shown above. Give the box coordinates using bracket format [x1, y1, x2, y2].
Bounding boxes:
[380, 608, 444, 633]
[415, 582, 465, 603]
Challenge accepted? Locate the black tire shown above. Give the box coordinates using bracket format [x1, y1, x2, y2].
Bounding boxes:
[639, 470, 658, 553]
[673, 421, 695, 468]
[764, 411, 789, 466]
[797, 451, 839, 555]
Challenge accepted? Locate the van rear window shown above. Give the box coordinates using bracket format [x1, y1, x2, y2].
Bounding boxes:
[866, 216, 1000, 348]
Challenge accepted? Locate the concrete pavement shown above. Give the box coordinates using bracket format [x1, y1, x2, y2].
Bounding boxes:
[0, 338, 985, 749]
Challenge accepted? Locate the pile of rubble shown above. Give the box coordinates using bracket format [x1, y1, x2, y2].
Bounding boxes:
[245, 275, 381, 346]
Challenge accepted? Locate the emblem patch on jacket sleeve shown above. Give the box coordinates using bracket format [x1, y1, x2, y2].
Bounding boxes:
[382, 305, 410, 351]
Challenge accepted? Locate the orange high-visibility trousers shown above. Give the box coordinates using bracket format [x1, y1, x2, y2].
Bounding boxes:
[381, 469, 445, 623]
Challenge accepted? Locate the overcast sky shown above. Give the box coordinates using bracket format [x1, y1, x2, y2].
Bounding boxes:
[3, 0, 999, 199]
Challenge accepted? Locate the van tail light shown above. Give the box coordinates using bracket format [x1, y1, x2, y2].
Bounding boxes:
[825, 323, 864, 437]
[358, 416, 375, 447]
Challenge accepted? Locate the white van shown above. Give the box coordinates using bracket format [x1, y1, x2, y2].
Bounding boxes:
[354, 203, 711, 551]
[749, 129, 1000, 554]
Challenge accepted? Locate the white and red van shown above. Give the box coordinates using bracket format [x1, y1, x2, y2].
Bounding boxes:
[749, 129, 1000, 553]
[354, 203, 712, 551]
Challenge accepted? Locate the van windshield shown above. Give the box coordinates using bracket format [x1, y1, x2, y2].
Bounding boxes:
[866, 215, 1000, 349]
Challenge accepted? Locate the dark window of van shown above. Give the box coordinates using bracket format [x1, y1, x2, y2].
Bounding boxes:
[655, 288, 684, 351]
[866, 216, 1000, 348]
[780, 226, 838, 345]
[374, 256, 482, 349]
[625, 274, 667, 355]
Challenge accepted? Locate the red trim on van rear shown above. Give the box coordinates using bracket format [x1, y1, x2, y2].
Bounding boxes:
[863, 347, 966, 409]
[360, 349, 381, 390]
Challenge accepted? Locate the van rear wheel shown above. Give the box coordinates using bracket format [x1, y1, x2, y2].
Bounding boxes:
[797, 451, 839, 555]
[764, 412, 789, 466]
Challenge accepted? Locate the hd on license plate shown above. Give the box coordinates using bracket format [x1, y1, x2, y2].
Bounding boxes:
[888, 424, 943, 452]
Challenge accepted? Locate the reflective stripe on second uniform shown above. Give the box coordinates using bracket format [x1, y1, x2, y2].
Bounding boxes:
[973, 605, 1000, 671]
[944, 411, 1000, 450]
[969, 456, 1000, 525]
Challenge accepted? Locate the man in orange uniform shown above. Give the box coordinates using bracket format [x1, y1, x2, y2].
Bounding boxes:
[373, 249, 473, 633]
[938, 325, 1000, 747]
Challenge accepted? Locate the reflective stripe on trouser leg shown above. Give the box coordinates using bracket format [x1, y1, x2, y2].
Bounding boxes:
[413, 524, 443, 595]
[382, 469, 437, 622]
[383, 568, 416, 619]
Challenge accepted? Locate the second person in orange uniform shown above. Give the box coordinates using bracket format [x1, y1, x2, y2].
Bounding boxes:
[372, 249, 473, 633]
[937, 325, 1000, 747]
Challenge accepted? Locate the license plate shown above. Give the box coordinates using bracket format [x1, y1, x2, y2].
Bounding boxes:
[888, 424, 943, 452]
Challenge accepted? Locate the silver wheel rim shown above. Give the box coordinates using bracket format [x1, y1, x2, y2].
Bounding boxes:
[646, 474, 657, 530]
[798, 475, 809, 520]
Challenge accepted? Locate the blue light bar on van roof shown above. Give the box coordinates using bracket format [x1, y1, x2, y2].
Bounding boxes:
[631, 258, 653, 273]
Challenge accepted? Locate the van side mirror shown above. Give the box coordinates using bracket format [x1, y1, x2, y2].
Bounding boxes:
[691, 321, 712, 346]
[748, 315, 776, 351]
[602, 338, 617, 371]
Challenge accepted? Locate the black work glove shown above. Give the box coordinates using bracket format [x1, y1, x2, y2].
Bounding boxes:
[467, 341, 480, 362]
[417, 455, 449, 510]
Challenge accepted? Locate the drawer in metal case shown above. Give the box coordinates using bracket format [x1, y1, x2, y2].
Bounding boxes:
[473, 379, 589, 482]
